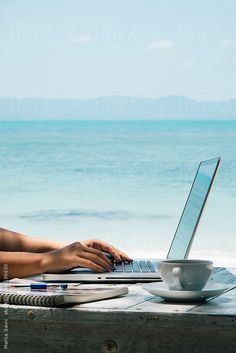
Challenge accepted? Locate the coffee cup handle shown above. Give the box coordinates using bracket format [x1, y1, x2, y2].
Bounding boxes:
[172, 267, 183, 290]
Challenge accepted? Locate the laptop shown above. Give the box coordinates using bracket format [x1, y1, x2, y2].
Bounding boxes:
[42, 157, 221, 283]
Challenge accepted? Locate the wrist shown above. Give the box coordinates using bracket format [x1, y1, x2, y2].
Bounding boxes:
[40, 252, 53, 273]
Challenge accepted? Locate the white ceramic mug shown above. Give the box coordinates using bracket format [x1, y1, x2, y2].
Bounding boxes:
[159, 259, 213, 291]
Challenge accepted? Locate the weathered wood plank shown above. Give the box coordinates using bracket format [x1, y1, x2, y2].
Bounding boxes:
[78, 284, 200, 313]
[208, 267, 236, 285]
[1, 306, 236, 353]
[125, 267, 236, 313]
[125, 294, 199, 313]
[190, 286, 236, 315]
[74, 283, 153, 311]
[1, 267, 236, 353]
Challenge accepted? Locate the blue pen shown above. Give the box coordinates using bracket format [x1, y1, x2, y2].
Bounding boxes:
[30, 283, 68, 290]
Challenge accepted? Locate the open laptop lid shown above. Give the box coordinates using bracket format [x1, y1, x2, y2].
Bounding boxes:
[167, 157, 221, 260]
[39, 157, 221, 283]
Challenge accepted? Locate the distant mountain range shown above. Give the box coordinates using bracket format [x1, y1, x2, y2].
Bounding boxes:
[0, 96, 236, 120]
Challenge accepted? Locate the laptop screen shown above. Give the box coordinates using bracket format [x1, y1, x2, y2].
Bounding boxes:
[167, 157, 221, 260]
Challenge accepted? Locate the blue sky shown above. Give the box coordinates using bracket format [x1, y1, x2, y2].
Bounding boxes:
[0, 0, 235, 100]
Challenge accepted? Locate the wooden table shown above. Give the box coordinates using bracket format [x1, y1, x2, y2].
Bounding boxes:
[1, 267, 236, 353]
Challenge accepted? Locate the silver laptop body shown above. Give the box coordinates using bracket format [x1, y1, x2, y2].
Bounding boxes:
[43, 157, 221, 282]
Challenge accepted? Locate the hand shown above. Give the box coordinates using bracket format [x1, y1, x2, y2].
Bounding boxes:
[42, 241, 115, 274]
[81, 239, 132, 262]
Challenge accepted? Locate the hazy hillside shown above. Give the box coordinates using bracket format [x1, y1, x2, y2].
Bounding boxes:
[0, 96, 236, 120]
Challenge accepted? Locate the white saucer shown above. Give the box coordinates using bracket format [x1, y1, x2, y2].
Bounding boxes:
[143, 282, 228, 302]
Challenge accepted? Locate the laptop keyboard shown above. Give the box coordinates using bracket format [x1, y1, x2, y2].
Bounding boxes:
[114, 260, 156, 273]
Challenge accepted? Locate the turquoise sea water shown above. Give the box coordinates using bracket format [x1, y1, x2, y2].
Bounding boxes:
[0, 120, 236, 266]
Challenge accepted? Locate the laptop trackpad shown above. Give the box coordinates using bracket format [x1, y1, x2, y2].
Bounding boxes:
[67, 268, 96, 274]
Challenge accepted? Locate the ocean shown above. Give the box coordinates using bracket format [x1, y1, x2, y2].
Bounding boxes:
[0, 120, 236, 266]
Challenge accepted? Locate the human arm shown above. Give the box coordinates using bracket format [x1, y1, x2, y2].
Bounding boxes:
[0, 241, 116, 280]
[0, 228, 132, 280]
[0, 251, 48, 281]
[0, 228, 132, 261]
[0, 227, 67, 253]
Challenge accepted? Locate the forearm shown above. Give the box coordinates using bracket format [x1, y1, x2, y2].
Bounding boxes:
[0, 251, 49, 280]
[0, 228, 67, 253]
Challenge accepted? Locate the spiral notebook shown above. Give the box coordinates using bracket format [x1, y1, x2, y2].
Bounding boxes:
[0, 285, 128, 307]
